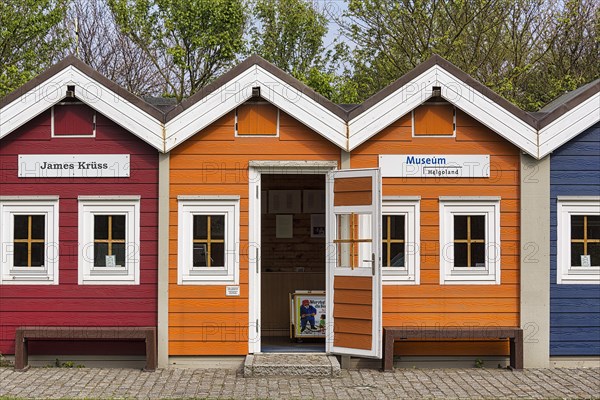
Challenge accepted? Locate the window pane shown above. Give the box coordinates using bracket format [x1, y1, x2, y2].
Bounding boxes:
[389, 243, 405, 267]
[193, 243, 207, 267]
[30, 215, 45, 239]
[381, 243, 387, 265]
[113, 243, 126, 267]
[14, 215, 28, 239]
[454, 243, 468, 267]
[14, 242, 28, 267]
[472, 243, 486, 267]
[382, 216, 388, 240]
[571, 243, 584, 266]
[471, 216, 485, 240]
[587, 215, 600, 239]
[211, 215, 225, 240]
[389, 216, 405, 240]
[193, 215, 208, 239]
[571, 216, 584, 239]
[94, 243, 109, 267]
[211, 242, 225, 267]
[454, 216, 468, 239]
[589, 243, 600, 267]
[111, 215, 126, 240]
[95, 216, 109, 240]
[336, 213, 371, 269]
[30, 242, 45, 266]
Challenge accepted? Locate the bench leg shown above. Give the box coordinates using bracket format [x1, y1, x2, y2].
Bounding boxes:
[383, 330, 394, 371]
[14, 331, 28, 371]
[510, 331, 524, 370]
[144, 330, 157, 371]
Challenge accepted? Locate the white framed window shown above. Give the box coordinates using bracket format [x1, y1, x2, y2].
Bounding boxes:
[557, 197, 600, 284]
[78, 196, 140, 285]
[178, 196, 240, 285]
[0, 196, 59, 285]
[382, 197, 420, 284]
[439, 197, 500, 285]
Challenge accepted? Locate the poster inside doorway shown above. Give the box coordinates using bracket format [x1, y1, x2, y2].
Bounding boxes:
[290, 291, 326, 338]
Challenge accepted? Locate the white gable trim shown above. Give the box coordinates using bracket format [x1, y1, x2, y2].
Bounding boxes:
[0, 66, 164, 151]
[538, 92, 600, 158]
[347, 65, 538, 157]
[164, 65, 347, 152]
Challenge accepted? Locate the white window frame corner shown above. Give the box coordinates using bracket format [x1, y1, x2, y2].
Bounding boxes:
[439, 197, 501, 285]
[177, 196, 240, 285]
[382, 198, 421, 285]
[556, 197, 600, 285]
[78, 196, 141, 285]
[0, 196, 59, 285]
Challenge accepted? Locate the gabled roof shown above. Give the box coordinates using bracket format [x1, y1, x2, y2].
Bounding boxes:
[346, 55, 539, 155]
[0, 56, 165, 151]
[536, 79, 600, 158]
[163, 55, 348, 151]
[2, 55, 598, 159]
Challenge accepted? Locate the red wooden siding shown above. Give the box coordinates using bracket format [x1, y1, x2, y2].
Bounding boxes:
[0, 107, 159, 355]
[53, 104, 95, 136]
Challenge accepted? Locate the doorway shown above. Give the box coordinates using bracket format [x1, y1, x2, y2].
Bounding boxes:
[259, 173, 326, 352]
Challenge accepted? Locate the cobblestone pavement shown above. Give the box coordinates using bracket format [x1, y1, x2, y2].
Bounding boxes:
[1, 367, 599, 399]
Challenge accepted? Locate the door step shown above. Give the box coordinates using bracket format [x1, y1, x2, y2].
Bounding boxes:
[244, 353, 341, 377]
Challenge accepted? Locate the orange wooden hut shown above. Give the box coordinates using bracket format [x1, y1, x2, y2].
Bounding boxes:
[161, 55, 538, 367]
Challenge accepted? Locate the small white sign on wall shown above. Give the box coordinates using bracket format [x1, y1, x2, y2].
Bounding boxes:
[379, 154, 490, 178]
[226, 286, 240, 296]
[18, 154, 130, 178]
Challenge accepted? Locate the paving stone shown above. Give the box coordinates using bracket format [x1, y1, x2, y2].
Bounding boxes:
[0, 366, 599, 399]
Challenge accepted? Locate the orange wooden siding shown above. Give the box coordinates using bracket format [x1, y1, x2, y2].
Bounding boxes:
[169, 110, 340, 356]
[236, 103, 278, 135]
[333, 176, 373, 206]
[352, 109, 520, 357]
[333, 276, 372, 350]
[413, 104, 454, 136]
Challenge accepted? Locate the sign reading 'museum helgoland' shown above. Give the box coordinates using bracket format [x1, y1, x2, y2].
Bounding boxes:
[18, 154, 130, 178]
[379, 154, 490, 178]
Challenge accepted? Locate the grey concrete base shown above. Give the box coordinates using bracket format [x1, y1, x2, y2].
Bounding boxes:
[169, 356, 245, 369]
[244, 353, 341, 377]
[2, 355, 146, 369]
[550, 356, 600, 368]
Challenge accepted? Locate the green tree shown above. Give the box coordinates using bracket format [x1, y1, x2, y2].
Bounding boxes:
[109, 0, 247, 101]
[339, 0, 599, 111]
[249, 0, 328, 77]
[248, 0, 360, 102]
[0, 0, 69, 97]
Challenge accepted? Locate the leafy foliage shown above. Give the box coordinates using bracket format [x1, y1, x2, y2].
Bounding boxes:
[339, 0, 599, 110]
[109, 0, 247, 100]
[249, 0, 327, 76]
[0, 0, 70, 97]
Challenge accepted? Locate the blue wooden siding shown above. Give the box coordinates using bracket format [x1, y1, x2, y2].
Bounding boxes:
[550, 122, 600, 356]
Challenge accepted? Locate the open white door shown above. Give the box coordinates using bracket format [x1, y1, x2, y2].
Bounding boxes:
[326, 168, 382, 358]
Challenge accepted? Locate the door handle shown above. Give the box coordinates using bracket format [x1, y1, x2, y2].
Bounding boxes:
[365, 253, 375, 275]
[362, 253, 376, 275]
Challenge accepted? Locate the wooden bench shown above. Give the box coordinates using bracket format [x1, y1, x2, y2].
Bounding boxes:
[14, 327, 157, 371]
[382, 326, 523, 371]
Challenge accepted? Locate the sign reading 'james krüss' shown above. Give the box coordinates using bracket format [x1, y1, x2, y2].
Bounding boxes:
[379, 154, 490, 178]
[18, 154, 130, 178]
